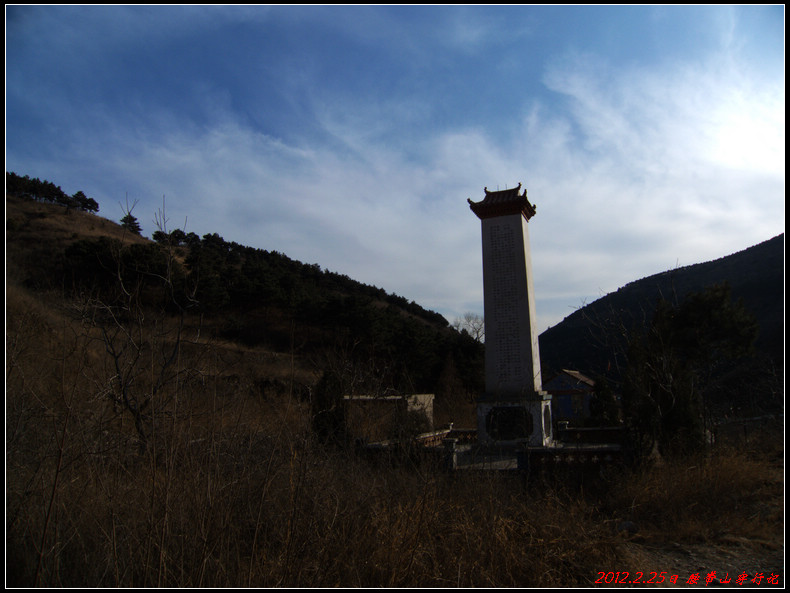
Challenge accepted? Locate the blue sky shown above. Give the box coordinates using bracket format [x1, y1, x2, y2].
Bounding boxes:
[5, 5, 785, 331]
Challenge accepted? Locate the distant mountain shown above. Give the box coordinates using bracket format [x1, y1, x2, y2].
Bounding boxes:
[539, 234, 784, 379]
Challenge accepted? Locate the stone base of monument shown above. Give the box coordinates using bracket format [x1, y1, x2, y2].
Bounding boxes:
[443, 437, 623, 473]
[441, 404, 625, 473]
[476, 395, 553, 449]
[516, 442, 623, 472]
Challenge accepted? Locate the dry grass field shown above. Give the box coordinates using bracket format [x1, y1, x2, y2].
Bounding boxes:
[6, 195, 784, 586]
[7, 290, 783, 587]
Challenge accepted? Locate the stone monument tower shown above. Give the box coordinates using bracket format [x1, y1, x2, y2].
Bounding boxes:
[468, 184, 553, 448]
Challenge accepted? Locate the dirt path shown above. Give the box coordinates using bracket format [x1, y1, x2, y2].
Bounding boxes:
[615, 538, 784, 587]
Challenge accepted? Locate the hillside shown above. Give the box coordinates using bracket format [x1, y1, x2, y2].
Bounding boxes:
[539, 234, 784, 378]
[6, 189, 483, 418]
[6, 190, 482, 368]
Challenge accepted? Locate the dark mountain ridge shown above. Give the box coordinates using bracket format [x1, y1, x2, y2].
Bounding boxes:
[539, 234, 784, 379]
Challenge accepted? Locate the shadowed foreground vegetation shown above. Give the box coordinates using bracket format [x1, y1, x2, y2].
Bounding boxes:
[6, 281, 783, 586]
[6, 396, 783, 586]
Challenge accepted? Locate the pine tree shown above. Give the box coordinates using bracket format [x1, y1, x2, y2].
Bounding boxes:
[621, 283, 757, 458]
[120, 212, 142, 235]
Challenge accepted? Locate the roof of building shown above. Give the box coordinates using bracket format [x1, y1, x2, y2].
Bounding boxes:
[467, 183, 537, 220]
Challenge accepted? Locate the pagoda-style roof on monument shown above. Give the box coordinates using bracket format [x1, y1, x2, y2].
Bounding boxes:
[467, 183, 537, 220]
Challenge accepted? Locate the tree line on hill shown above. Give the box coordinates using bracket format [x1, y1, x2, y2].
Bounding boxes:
[60, 228, 483, 396]
[7, 172, 484, 410]
[149, 227, 450, 326]
[6, 171, 99, 214]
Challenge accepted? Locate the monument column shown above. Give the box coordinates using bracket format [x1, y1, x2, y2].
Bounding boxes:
[468, 184, 553, 448]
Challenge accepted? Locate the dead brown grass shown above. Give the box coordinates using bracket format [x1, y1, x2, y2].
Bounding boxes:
[6, 194, 148, 245]
[8, 293, 780, 587]
[6, 201, 783, 586]
[603, 446, 783, 545]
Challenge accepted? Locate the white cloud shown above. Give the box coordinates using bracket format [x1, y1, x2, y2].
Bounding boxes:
[39, 44, 782, 330]
[7, 7, 782, 333]
[511, 49, 784, 328]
